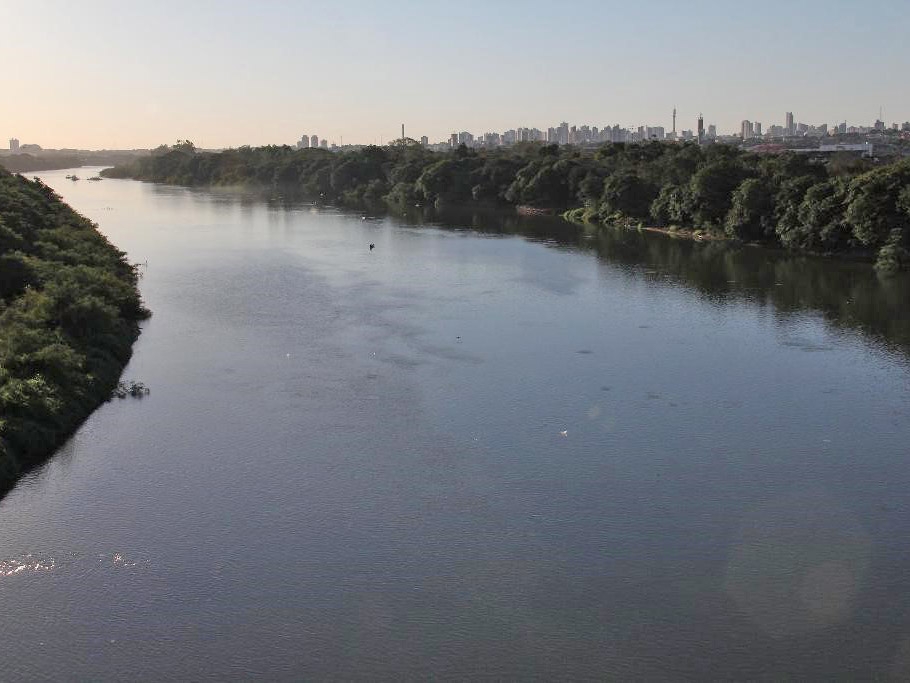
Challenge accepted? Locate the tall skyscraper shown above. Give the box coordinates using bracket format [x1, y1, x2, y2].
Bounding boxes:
[785, 112, 794, 136]
[741, 120, 753, 139]
[672, 107, 677, 135]
[9, 138, 19, 153]
[297, 135, 310, 149]
[310, 134, 318, 148]
[697, 114, 704, 142]
[754, 122, 762, 137]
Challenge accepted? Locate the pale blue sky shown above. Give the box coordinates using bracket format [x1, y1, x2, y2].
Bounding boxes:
[2, 0, 908, 149]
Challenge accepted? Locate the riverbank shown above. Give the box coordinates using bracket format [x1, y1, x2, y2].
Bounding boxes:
[560, 206, 894, 269]
[563, 206, 727, 241]
[0, 168, 149, 494]
[100, 142, 910, 273]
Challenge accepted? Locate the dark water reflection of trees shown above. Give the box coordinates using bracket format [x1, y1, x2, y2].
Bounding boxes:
[395, 204, 910, 359]
[185, 186, 910, 359]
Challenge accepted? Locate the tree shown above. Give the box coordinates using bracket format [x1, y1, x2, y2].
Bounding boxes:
[845, 161, 910, 248]
[599, 171, 657, 220]
[415, 158, 477, 204]
[173, 139, 196, 153]
[650, 184, 694, 226]
[794, 180, 850, 251]
[689, 161, 750, 230]
[0, 254, 33, 300]
[773, 175, 818, 248]
[725, 178, 774, 240]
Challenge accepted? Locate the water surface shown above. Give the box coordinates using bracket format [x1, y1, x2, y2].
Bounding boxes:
[1, 169, 909, 679]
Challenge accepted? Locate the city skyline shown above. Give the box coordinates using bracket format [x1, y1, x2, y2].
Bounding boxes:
[3, 0, 909, 149]
[10, 107, 907, 153]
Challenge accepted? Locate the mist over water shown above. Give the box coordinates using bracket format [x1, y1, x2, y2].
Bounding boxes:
[1, 169, 909, 679]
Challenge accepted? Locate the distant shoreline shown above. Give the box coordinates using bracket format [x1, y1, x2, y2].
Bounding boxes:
[0, 154, 84, 173]
[100, 142, 910, 273]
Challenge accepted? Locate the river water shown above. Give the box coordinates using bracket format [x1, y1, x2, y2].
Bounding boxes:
[2, 168, 910, 679]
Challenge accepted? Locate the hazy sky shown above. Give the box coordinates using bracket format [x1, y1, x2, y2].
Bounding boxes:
[3, 0, 908, 149]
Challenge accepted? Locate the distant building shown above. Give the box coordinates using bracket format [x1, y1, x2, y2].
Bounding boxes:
[785, 112, 794, 136]
[816, 142, 873, 157]
[697, 114, 704, 142]
[319, 139, 328, 149]
[310, 135, 318, 148]
[420, 136, 428, 146]
[740, 120, 753, 139]
[9, 138, 19, 153]
[646, 126, 665, 140]
[297, 135, 310, 149]
[449, 133, 458, 148]
[754, 122, 762, 137]
[707, 124, 717, 139]
[483, 132, 500, 147]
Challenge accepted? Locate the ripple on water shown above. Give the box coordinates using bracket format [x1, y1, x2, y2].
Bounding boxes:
[0, 551, 149, 580]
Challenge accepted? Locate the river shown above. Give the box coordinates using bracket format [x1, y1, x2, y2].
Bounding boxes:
[2, 168, 909, 679]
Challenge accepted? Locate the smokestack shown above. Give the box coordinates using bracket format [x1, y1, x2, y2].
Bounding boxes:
[401, 124, 405, 140]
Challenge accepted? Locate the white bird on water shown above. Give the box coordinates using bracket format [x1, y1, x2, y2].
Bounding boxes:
[560, 430, 568, 437]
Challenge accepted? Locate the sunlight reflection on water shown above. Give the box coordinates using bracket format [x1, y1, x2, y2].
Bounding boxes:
[724, 489, 871, 637]
[0, 552, 148, 579]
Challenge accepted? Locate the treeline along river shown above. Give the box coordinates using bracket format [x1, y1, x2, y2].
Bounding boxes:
[0, 169, 909, 678]
[103, 141, 910, 273]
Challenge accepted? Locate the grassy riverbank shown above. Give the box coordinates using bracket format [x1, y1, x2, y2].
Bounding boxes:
[0, 168, 149, 494]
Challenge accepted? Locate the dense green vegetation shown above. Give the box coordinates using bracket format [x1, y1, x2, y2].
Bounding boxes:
[103, 140, 910, 272]
[0, 168, 148, 493]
